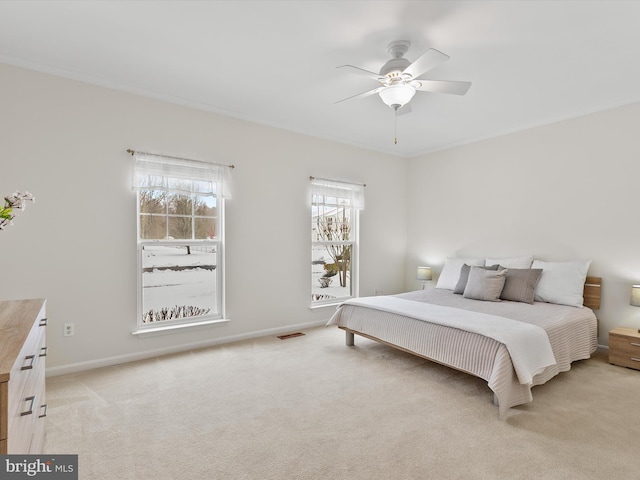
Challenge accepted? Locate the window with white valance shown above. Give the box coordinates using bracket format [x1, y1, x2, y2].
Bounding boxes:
[131, 150, 233, 331]
[310, 177, 364, 306]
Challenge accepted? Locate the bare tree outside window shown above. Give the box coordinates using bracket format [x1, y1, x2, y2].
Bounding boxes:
[315, 206, 351, 287]
[139, 191, 217, 241]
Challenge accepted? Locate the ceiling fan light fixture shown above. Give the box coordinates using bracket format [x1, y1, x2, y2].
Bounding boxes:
[379, 84, 415, 108]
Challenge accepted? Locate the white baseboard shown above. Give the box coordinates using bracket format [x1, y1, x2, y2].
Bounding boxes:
[46, 319, 327, 377]
[47, 325, 609, 378]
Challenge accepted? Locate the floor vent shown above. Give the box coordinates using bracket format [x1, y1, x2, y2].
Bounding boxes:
[277, 332, 305, 340]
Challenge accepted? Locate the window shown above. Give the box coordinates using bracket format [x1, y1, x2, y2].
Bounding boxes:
[132, 151, 232, 330]
[310, 177, 364, 306]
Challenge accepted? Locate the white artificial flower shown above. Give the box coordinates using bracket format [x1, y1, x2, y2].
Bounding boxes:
[1, 190, 34, 230]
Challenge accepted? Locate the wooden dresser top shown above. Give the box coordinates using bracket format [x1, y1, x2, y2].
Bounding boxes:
[0, 299, 46, 381]
[609, 327, 640, 340]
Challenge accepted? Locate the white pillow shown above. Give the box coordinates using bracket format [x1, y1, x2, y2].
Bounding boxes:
[435, 257, 485, 290]
[532, 259, 591, 308]
[485, 256, 534, 269]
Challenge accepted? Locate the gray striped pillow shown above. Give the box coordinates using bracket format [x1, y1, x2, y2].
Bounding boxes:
[453, 263, 499, 294]
[500, 268, 543, 304]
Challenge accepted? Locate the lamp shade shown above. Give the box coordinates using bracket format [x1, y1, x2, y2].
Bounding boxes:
[631, 285, 640, 307]
[379, 84, 416, 108]
[416, 266, 432, 281]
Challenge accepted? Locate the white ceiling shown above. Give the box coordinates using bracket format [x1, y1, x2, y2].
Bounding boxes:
[2, 1, 640, 157]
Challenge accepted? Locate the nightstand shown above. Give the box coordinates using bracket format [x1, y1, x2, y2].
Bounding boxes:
[609, 327, 640, 371]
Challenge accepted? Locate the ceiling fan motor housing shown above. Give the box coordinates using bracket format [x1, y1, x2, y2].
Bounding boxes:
[380, 40, 412, 78]
[379, 57, 411, 78]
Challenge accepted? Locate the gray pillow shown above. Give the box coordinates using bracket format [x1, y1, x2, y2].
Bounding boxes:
[453, 264, 500, 294]
[500, 268, 543, 304]
[463, 267, 508, 301]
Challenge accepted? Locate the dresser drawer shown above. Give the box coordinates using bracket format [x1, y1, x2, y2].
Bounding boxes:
[609, 329, 640, 370]
[7, 365, 46, 454]
[7, 393, 38, 454]
[609, 352, 640, 370]
[8, 319, 46, 409]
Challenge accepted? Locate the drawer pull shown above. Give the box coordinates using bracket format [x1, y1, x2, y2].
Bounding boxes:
[21, 354, 35, 370]
[631, 342, 640, 347]
[21, 396, 35, 416]
[39, 404, 48, 418]
[39, 346, 48, 357]
[39, 317, 48, 327]
[631, 358, 640, 362]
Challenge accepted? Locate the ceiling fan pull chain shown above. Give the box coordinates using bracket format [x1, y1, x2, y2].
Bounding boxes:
[394, 107, 398, 145]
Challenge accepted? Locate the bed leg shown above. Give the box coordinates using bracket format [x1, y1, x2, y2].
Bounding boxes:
[345, 331, 355, 347]
[493, 394, 499, 406]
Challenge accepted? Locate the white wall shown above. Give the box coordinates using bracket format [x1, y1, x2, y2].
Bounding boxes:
[0, 63, 408, 372]
[406, 101, 640, 345]
[5, 59, 635, 371]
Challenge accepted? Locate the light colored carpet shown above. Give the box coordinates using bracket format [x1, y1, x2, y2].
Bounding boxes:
[45, 326, 639, 480]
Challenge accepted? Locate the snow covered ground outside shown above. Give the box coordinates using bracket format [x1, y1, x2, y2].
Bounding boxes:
[141, 245, 217, 321]
[311, 245, 351, 301]
[140, 244, 350, 323]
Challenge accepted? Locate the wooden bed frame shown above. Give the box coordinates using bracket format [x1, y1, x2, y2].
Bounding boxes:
[583, 276, 602, 310]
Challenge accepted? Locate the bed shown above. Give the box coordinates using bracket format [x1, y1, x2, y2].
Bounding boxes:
[326, 259, 601, 417]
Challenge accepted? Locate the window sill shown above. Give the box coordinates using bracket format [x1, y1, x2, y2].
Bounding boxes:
[132, 318, 230, 338]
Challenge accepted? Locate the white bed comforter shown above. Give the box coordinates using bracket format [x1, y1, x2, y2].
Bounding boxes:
[340, 296, 556, 385]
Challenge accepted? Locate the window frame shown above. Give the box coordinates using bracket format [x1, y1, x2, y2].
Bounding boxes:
[310, 179, 363, 308]
[132, 151, 230, 332]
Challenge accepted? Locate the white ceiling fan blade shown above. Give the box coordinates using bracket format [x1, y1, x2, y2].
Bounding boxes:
[335, 86, 384, 104]
[402, 48, 450, 80]
[336, 64, 383, 81]
[414, 79, 472, 96]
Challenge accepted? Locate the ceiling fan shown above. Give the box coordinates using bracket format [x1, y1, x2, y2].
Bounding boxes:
[336, 40, 472, 113]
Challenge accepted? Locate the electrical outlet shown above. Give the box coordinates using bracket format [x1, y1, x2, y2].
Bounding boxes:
[64, 323, 74, 337]
[374, 288, 383, 296]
